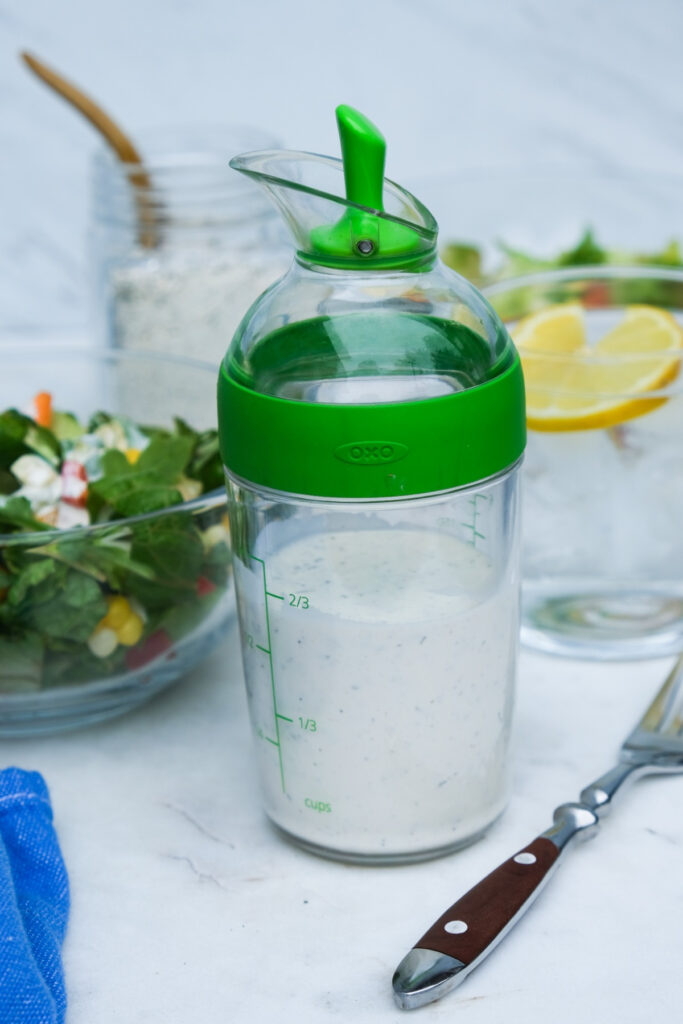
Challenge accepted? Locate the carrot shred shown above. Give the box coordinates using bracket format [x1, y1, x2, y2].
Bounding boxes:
[33, 391, 52, 428]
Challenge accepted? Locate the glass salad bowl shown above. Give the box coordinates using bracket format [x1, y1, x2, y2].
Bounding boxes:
[0, 344, 234, 736]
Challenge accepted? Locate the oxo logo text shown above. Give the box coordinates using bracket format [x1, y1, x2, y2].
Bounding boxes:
[334, 441, 409, 466]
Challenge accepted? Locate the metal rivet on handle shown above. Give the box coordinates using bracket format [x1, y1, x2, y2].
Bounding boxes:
[444, 920, 468, 934]
[514, 852, 537, 865]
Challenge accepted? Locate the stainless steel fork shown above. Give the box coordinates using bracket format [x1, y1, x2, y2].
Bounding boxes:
[393, 656, 683, 1011]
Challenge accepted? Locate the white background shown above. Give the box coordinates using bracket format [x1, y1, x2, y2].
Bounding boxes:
[1, 0, 683, 327]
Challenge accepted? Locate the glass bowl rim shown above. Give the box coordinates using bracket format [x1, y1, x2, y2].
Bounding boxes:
[484, 264, 683, 358]
[484, 265, 683, 398]
[483, 262, 683, 298]
[0, 342, 226, 544]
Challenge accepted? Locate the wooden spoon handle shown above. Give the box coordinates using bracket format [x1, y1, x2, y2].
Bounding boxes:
[22, 51, 158, 248]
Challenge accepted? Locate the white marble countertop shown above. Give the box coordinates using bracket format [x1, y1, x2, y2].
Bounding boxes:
[4, 626, 682, 1024]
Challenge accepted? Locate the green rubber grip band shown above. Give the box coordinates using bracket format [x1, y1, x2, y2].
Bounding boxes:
[218, 357, 526, 499]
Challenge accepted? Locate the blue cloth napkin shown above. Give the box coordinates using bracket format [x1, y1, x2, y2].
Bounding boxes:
[0, 768, 69, 1024]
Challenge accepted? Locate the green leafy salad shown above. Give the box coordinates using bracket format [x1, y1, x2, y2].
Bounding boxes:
[441, 229, 683, 321]
[442, 229, 683, 288]
[0, 393, 231, 693]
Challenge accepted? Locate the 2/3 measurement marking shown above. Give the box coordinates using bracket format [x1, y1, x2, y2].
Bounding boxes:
[289, 593, 310, 609]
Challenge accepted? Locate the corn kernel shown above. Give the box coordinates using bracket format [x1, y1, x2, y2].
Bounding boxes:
[103, 595, 132, 630]
[117, 612, 144, 647]
[88, 626, 118, 659]
[202, 523, 229, 550]
[125, 448, 141, 465]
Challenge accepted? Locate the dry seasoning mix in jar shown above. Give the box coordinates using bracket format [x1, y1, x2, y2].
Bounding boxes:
[89, 125, 289, 365]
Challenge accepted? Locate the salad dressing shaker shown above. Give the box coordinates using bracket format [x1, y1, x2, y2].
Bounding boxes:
[217, 106, 526, 862]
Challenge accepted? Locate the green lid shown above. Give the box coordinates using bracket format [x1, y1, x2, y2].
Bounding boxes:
[218, 313, 526, 499]
[219, 106, 526, 499]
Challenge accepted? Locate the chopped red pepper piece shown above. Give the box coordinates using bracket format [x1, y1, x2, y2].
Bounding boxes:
[196, 575, 217, 597]
[125, 629, 172, 670]
[583, 283, 611, 309]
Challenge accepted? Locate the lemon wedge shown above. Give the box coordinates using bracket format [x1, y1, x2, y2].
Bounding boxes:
[512, 302, 585, 354]
[512, 304, 683, 431]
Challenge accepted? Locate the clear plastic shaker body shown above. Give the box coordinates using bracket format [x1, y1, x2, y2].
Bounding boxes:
[227, 467, 521, 863]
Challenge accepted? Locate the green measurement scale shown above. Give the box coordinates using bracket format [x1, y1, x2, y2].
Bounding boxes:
[463, 493, 492, 550]
[436, 491, 492, 551]
[245, 552, 316, 798]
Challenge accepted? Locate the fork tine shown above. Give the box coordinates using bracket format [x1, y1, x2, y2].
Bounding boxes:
[632, 655, 683, 738]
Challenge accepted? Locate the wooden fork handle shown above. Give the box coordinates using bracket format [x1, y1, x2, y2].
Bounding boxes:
[393, 804, 599, 1010]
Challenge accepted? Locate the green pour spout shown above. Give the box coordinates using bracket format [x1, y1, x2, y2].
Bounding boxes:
[337, 104, 386, 213]
[309, 104, 429, 266]
[229, 104, 436, 269]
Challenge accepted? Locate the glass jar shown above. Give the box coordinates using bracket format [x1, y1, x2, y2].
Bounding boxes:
[88, 126, 289, 365]
[486, 265, 683, 659]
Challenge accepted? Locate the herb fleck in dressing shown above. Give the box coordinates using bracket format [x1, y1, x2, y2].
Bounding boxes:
[236, 527, 518, 861]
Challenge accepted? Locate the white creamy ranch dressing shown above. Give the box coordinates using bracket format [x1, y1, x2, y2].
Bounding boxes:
[235, 525, 518, 861]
